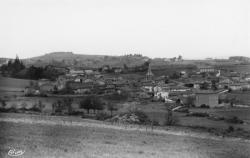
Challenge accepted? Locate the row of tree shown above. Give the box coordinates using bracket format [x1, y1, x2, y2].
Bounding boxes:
[0, 56, 25, 77]
[51, 96, 118, 117]
[0, 56, 64, 80]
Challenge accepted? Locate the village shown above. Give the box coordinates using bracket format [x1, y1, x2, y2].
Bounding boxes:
[2, 0, 250, 157]
[23, 60, 250, 110]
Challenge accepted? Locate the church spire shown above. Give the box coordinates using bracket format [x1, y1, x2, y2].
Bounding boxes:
[146, 62, 154, 81]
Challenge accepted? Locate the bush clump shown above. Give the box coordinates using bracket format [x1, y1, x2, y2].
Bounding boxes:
[68, 111, 84, 116]
[109, 110, 150, 125]
[226, 116, 244, 124]
[187, 112, 209, 117]
[226, 126, 235, 133]
[95, 112, 111, 121]
[200, 104, 210, 108]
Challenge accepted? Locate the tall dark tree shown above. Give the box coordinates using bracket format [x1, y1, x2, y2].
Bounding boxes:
[107, 103, 118, 117]
[92, 96, 103, 113]
[0, 55, 25, 77]
[63, 98, 73, 114]
[211, 80, 218, 90]
[79, 97, 93, 114]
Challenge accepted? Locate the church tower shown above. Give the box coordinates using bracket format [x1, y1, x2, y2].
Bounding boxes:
[146, 62, 154, 81]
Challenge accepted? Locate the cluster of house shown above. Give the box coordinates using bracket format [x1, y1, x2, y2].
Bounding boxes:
[140, 64, 250, 107]
[25, 67, 129, 96]
[24, 63, 250, 108]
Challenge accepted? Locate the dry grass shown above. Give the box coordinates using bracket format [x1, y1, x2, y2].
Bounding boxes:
[1, 114, 250, 158]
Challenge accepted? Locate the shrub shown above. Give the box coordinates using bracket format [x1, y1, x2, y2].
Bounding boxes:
[165, 112, 179, 126]
[0, 107, 17, 113]
[109, 109, 150, 125]
[151, 120, 160, 126]
[0, 99, 6, 107]
[107, 103, 118, 117]
[95, 112, 111, 121]
[187, 112, 209, 117]
[68, 111, 84, 116]
[55, 100, 63, 113]
[132, 110, 150, 124]
[226, 116, 244, 124]
[200, 104, 210, 108]
[165, 106, 179, 126]
[20, 102, 27, 109]
[62, 98, 73, 114]
[79, 96, 93, 114]
[0, 107, 9, 113]
[38, 100, 45, 112]
[80, 96, 104, 114]
[29, 106, 41, 112]
[226, 126, 234, 133]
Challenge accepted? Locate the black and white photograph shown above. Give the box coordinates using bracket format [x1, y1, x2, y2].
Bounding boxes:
[0, 0, 250, 157]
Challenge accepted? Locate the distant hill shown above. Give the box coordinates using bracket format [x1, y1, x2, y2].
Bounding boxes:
[23, 52, 150, 68]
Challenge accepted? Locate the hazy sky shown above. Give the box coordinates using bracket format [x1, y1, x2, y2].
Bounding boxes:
[0, 0, 249, 59]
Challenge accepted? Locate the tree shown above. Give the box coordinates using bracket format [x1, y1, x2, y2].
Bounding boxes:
[92, 96, 104, 113]
[0, 55, 25, 77]
[229, 97, 239, 107]
[107, 103, 118, 117]
[123, 64, 128, 70]
[165, 103, 178, 126]
[185, 96, 195, 107]
[38, 100, 45, 112]
[63, 98, 73, 114]
[211, 80, 218, 90]
[52, 102, 57, 114]
[178, 55, 183, 61]
[79, 96, 93, 114]
[55, 100, 63, 113]
[165, 104, 173, 125]
[200, 82, 209, 90]
[170, 72, 180, 79]
[79, 96, 104, 114]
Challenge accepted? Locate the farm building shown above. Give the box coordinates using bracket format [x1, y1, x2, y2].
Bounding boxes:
[199, 66, 215, 73]
[195, 90, 227, 108]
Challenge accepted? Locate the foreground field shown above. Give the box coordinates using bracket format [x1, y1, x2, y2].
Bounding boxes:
[1, 114, 250, 158]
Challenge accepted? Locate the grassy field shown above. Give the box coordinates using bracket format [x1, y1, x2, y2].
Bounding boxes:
[2, 95, 250, 133]
[217, 64, 250, 73]
[0, 76, 33, 98]
[1, 115, 250, 158]
[0, 76, 32, 91]
[225, 92, 250, 105]
[2, 76, 250, 143]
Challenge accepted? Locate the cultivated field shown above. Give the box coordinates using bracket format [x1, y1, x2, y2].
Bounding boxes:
[0, 76, 32, 97]
[0, 76, 31, 91]
[1, 114, 250, 158]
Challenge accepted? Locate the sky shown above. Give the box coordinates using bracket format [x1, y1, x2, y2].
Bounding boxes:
[0, 0, 249, 59]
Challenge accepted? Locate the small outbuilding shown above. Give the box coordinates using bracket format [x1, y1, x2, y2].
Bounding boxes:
[195, 90, 227, 108]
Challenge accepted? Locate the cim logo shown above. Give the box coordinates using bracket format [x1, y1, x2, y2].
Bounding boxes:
[8, 148, 25, 157]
